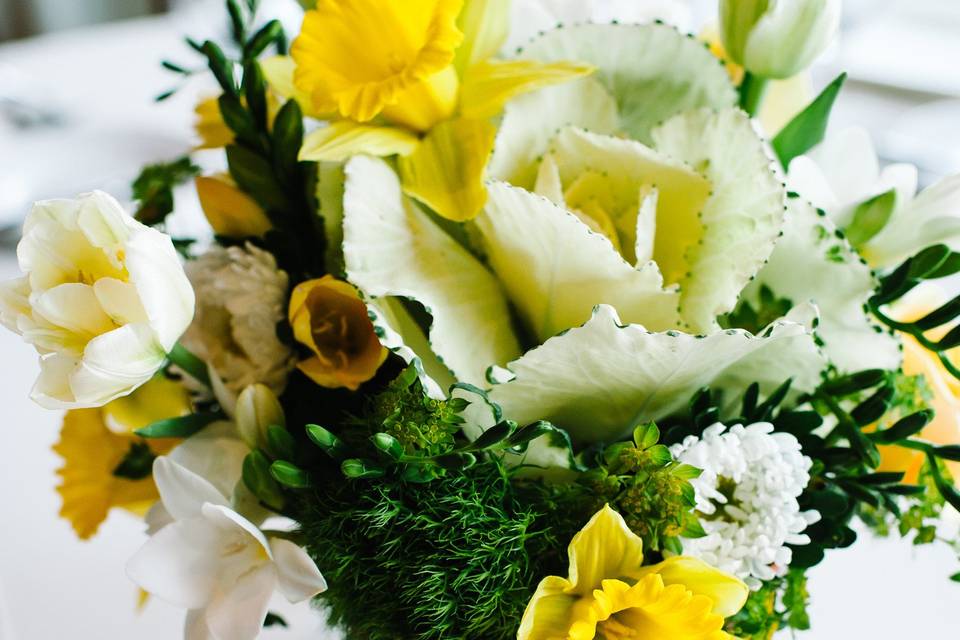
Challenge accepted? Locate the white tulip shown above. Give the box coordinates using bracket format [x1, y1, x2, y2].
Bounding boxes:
[720, 0, 841, 79]
[128, 457, 326, 640]
[0, 191, 195, 409]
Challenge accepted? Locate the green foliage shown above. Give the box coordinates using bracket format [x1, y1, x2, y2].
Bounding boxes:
[725, 570, 811, 639]
[134, 412, 222, 438]
[130, 156, 199, 226]
[580, 423, 703, 553]
[720, 284, 793, 335]
[111, 441, 157, 480]
[293, 460, 591, 640]
[871, 244, 960, 381]
[846, 189, 897, 249]
[772, 73, 846, 168]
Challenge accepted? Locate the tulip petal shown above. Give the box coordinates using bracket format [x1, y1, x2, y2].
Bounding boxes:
[476, 181, 680, 341]
[342, 155, 521, 385]
[70, 324, 165, 405]
[33, 282, 116, 338]
[640, 556, 749, 618]
[153, 456, 229, 520]
[126, 518, 225, 609]
[76, 191, 132, 251]
[488, 304, 825, 443]
[125, 227, 195, 351]
[31, 352, 81, 408]
[269, 538, 327, 602]
[744, 0, 841, 79]
[93, 278, 149, 326]
[204, 563, 275, 640]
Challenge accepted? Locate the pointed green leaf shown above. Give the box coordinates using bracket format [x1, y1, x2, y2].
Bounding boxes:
[135, 412, 221, 438]
[270, 460, 311, 488]
[773, 73, 846, 168]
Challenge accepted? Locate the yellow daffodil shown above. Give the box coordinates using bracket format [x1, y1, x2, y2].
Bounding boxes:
[288, 0, 594, 221]
[53, 375, 190, 539]
[519, 505, 748, 640]
[288, 276, 387, 390]
[194, 173, 273, 238]
[194, 96, 235, 149]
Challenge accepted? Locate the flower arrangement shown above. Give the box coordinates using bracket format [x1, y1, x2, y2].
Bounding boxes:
[5, 0, 960, 638]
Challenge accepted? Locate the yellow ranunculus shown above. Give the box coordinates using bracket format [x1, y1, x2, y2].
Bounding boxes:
[290, 0, 592, 221]
[519, 505, 748, 640]
[288, 276, 387, 390]
[194, 174, 273, 238]
[53, 375, 190, 539]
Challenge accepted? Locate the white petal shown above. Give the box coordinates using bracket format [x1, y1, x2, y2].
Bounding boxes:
[31, 352, 82, 409]
[153, 456, 229, 521]
[126, 226, 195, 350]
[76, 190, 132, 250]
[33, 282, 115, 337]
[69, 324, 165, 405]
[184, 610, 213, 640]
[126, 519, 225, 609]
[93, 277, 149, 326]
[269, 538, 327, 602]
[201, 503, 271, 557]
[342, 155, 521, 385]
[168, 430, 248, 509]
[204, 564, 275, 640]
[0, 275, 32, 332]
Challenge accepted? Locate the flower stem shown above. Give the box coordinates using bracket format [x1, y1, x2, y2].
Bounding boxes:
[739, 72, 769, 117]
[167, 342, 211, 387]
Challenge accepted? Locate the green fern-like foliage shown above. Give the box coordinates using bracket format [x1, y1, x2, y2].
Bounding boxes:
[293, 461, 591, 640]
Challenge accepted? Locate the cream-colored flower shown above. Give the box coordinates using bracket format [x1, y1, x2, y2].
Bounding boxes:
[181, 244, 296, 397]
[0, 191, 194, 409]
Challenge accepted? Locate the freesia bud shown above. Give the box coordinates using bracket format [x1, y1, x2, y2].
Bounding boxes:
[720, 0, 841, 79]
[236, 383, 285, 449]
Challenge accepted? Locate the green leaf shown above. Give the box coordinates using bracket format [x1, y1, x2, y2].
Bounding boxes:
[306, 424, 348, 459]
[135, 412, 221, 438]
[266, 424, 296, 460]
[263, 612, 288, 628]
[853, 471, 905, 486]
[871, 410, 934, 443]
[934, 445, 960, 462]
[772, 73, 846, 168]
[201, 40, 238, 96]
[950, 572, 960, 583]
[681, 518, 707, 539]
[226, 0, 247, 44]
[112, 442, 157, 480]
[226, 144, 288, 211]
[464, 420, 516, 451]
[244, 20, 284, 61]
[632, 422, 660, 449]
[371, 433, 404, 460]
[242, 450, 284, 510]
[131, 156, 199, 225]
[341, 458, 385, 479]
[820, 369, 887, 396]
[913, 294, 960, 331]
[434, 452, 477, 471]
[926, 450, 960, 512]
[218, 94, 260, 147]
[271, 99, 305, 186]
[846, 189, 897, 248]
[670, 464, 702, 481]
[243, 61, 269, 131]
[647, 444, 673, 466]
[270, 460, 311, 488]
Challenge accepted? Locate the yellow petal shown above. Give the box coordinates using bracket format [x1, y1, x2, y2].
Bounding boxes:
[260, 54, 330, 119]
[195, 175, 273, 238]
[291, 0, 464, 122]
[516, 575, 577, 640]
[102, 375, 191, 434]
[381, 65, 460, 132]
[454, 0, 510, 73]
[194, 96, 233, 149]
[639, 556, 749, 618]
[299, 121, 421, 162]
[459, 59, 595, 120]
[398, 117, 495, 221]
[566, 505, 646, 596]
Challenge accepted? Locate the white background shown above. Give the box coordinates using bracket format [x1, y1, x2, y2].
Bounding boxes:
[2, 1, 960, 638]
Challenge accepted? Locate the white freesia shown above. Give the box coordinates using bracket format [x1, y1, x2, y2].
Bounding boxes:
[788, 127, 960, 268]
[670, 422, 820, 588]
[0, 191, 194, 409]
[128, 456, 326, 640]
[720, 0, 841, 79]
[181, 244, 296, 397]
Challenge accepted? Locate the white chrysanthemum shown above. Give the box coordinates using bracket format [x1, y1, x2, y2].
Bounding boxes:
[182, 244, 295, 397]
[670, 422, 820, 588]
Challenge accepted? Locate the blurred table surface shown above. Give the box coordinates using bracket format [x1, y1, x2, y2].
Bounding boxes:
[2, 2, 960, 639]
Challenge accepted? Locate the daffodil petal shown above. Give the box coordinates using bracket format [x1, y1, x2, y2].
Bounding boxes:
[195, 175, 272, 238]
[260, 55, 326, 119]
[454, 0, 510, 72]
[300, 121, 421, 163]
[640, 556, 749, 618]
[459, 59, 594, 120]
[566, 505, 646, 594]
[398, 117, 495, 222]
[517, 575, 577, 640]
[475, 181, 679, 342]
